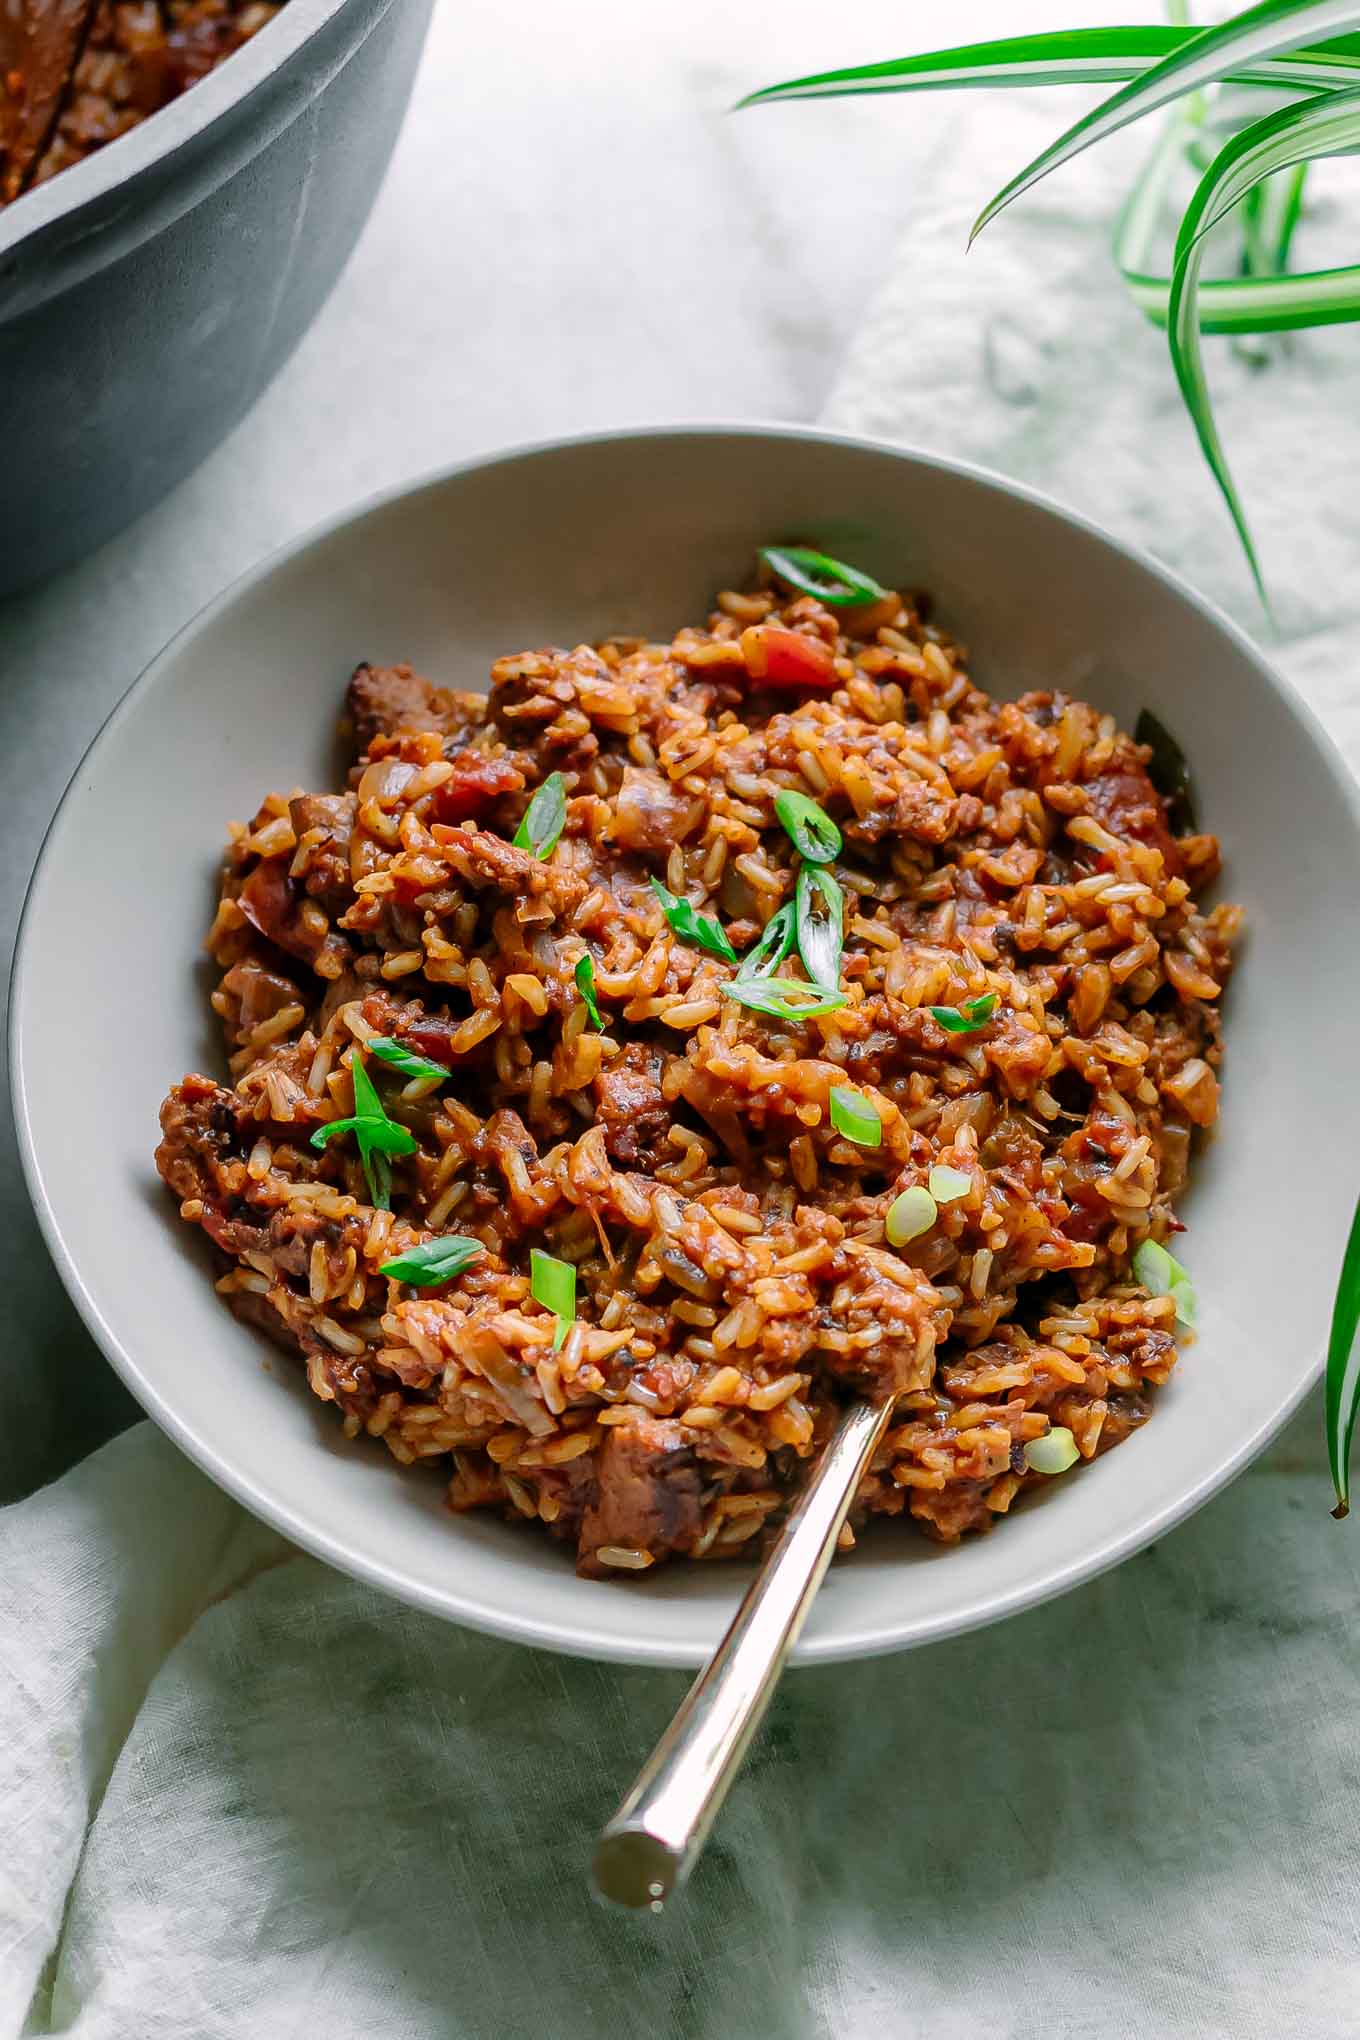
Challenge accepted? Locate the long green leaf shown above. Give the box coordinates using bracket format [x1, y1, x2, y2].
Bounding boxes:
[1127, 259, 1360, 330]
[741, 23, 1360, 111]
[1165, 83, 1360, 599]
[1326, 1194, 1360, 1515]
[966, 2, 1360, 243]
[1115, 110, 1360, 331]
[1265, 158, 1310, 264]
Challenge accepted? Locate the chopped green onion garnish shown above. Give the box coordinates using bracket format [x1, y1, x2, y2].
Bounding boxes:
[1024, 1426, 1081, 1476]
[928, 1163, 971, 1205]
[829, 1086, 881, 1147]
[736, 900, 797, 983]
[309, 1053, 418, 1210]
[513, 771, 567, 860]
[722, 978, 846, 1021]
[885, 1186, 937, 1247]
[574, 953, 603, 1031]
[928, 993, 998, 1035]
[1132, 1238, 1198, 1331]
[650, 879, 738, 964]
[310, 1113, 418, 1160]
[774, 788, 842, 864]
[530, 1247, 576, 1350]
[380, 1234, 485, 1287]
[350, 1056, 393, 1132]
[760, 545, 889, 608]
[366, 1036, 450, 1084]
[795, 863, 843, 992]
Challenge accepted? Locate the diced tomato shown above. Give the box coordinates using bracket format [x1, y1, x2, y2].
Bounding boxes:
[398, 1018, 459, 1066]
[739, 625, 837, 690]
[429, 754, 524, 824]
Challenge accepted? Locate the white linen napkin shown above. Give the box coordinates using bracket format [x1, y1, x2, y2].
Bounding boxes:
[7, 82, 1360, 2040]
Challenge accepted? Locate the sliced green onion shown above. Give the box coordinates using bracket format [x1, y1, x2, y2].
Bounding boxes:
[380, 1234, 485, 1286]
[1024, 1426, 1081, 1475]
[530, 1247, 576, 1350]
[513, 771, 567, 860]
[722, 978, 847, 1021]
[1325, 1192, 1360, 1517]
[310, 1113, 419, 1161]
[1132, 1237, 1198, 1330]
[736, 900, 797, 983]
[650, 879, 738, 964]
[928, 993, 998, 1035]
[311, 1116, 362, 1151]
[795, 863, 843, 991]
[774, 788, 843, 864]
[885, 1185, 937, 1246]
[366, 1036, 451, 1084]
[829, 1086, 881, 1147]
[760, 544, 889, 607]
[574, 953, 603, 1031]
[349, 1055, 386, 1125]
[308, 1054, 418, 1212]
[928, 1163, 972, 1204]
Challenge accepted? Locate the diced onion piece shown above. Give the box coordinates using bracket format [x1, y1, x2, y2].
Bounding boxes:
[928, 1164, 971, 1205]
[1024, 1426, 1081, 1475]
[739, 625, 837, 690]
[357, 757, 417, 804]
[1132, 1237, 1198, 1329]
[886, 1186, 938, 1247]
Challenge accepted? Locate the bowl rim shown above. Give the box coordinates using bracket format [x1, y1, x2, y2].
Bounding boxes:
[12, 419, 1354, 1667]
[0, 0, 395, 280]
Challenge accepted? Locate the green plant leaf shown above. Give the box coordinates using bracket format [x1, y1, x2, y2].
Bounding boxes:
[1166, 83, 1360, 604]
[1114, 108, 1356, 334]
[742, 22, 1360, 113]
[1123, 258, 1360, 332]
[1264, 159, 1309, 268]
[964, 2, 1360, 244]
[1326, 1194, 1360, 1515]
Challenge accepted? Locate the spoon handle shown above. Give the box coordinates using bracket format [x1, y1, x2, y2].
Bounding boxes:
[592, 1395, 894, 1910]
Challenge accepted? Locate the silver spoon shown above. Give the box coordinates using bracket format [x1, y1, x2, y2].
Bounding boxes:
[592, 1395, 894, 1910]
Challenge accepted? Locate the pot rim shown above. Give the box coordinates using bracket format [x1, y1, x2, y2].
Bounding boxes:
[0, 0, 398, 305]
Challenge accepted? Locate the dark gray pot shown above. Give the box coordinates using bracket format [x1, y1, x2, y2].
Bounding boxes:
[0, 0, 432, 598]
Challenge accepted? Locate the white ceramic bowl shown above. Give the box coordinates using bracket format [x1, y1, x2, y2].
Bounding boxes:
[14, 426, 1359, 1667]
